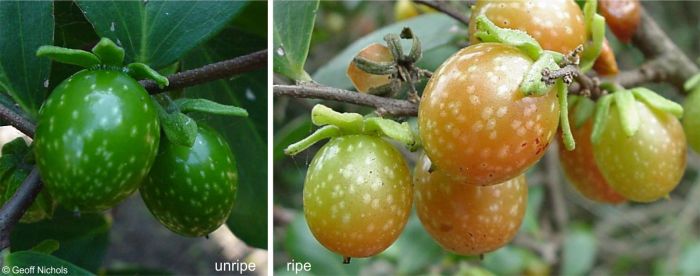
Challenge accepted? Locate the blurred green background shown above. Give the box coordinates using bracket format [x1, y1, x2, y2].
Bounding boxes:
[273, 1, 700, 275]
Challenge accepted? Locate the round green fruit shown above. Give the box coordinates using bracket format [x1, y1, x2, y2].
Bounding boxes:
[34, 69, 160, 212]
[594, 100, 686, 202]
[140, 126, 238, 237]
[304, 134, 412, 258]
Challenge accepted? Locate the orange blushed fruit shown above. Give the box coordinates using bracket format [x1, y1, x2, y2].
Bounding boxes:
[415, 153, 528, 255]
[418, 43, 559, 186]
[469, 0, 586, 54]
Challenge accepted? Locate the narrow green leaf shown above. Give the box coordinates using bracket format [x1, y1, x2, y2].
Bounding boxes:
[158, 108, 198, 148]
[310, 104, 364, 133]
[284, 125, 341, 156]
[4, 251, 94, 275]
[613, 90, 640, 137]
[10, 209, 111, 272]
[77, 1, 246, 69]
[573, 97, 596, 128]
[363, 118, 416, 150]
[631, 87, 683, 118]
[126, 63, 169, 88]
[273, 0, 318, 81]
[0, 1, 53, 116]
[474, 15, 542, 60]
[520, 53, 559, 96]
[580, 14, 605, 72]
[558, 80, 575, 150]
[30, 239, 60, 255]
[91, 37, 124, 66]
[684, 73, 700, 92]
[591, 94, 612, 144]
[273, 116, 312, 161]
[174, 98, 248, 117]
[561, 226, 597, 276]
[36, 46, 100, 68]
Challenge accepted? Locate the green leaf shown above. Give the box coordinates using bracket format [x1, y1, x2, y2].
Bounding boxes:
[161, 111, 198, 148]
[383, 213, 445, 274]
[91, 37, 125, 66]
[613, 90, 640, 137]
[573, 96, 596, 128]
[0, 1, 53, 116]
[285, 125, 341, 156]
[580, 14, 605, 72]
[174, 98, 248, 117]
[591, 94, 613, 144]
[561, 226, 597, 276]
[181, 20, 267, 248]
[313, 13, 458, 89]
[684, 73, 700, 92]
[273, 116, 312, 161]
[10, 209, 111, 273]
[310, 104, 363, 132]
[36, 46, 101, 68]
[126, 63, 169, 88]
[76, 1, 247, 69]
[474, 15, 542, 60]
[4, 251, 94, 276]
[49, 2, 100, 92]
[363, 118, 416, 150]
[558, 80, 575, 150]
[29, 239, 60, 255]
[680, 242, 700, 275]
[273, 0, 319, 81]
[482, 246, 527, 275]
[520, 53, 559, 96]
[101, 266, 173, 276]
[631, 87, 683, 118]
[284, 213, 363, 275]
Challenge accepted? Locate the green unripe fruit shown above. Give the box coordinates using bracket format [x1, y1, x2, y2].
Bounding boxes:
[140, 126, 238, 237]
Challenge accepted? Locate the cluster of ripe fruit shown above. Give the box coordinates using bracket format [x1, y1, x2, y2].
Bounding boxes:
[291, 0, 695, 261]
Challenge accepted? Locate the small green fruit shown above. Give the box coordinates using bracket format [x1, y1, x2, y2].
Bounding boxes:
[140, 126, 238, 237]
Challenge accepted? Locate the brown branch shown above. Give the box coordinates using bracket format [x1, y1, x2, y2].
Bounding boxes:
[0, 167, 41, 249]
[274, 84, 418, 117]
[413, 0, 470, 26]
[141, 49, 267, 93]
[0, 104, 35, 137]
[0, 51, 266, 250]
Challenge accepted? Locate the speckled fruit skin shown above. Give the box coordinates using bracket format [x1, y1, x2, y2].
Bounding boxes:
[34, 69, 160, 212]
[303, 135, 412, 258]
[418, 43, 559, 186]
[469, 0, 586, 54]
[594, 101, 687, 202]
[414, 153, 527, 255]
[683, 89, 700, 153]
[558, 116, 625, 204]
[140, 126, 238, 237]
[347, 43, 393, 93]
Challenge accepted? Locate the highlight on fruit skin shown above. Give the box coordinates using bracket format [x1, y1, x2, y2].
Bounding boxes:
[414, 153, 528, 256]
[346, 43, 394, 93]
[303, 134, 413, 259]
[469, 0, 586, 54]
[418, 43, 559, 186]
